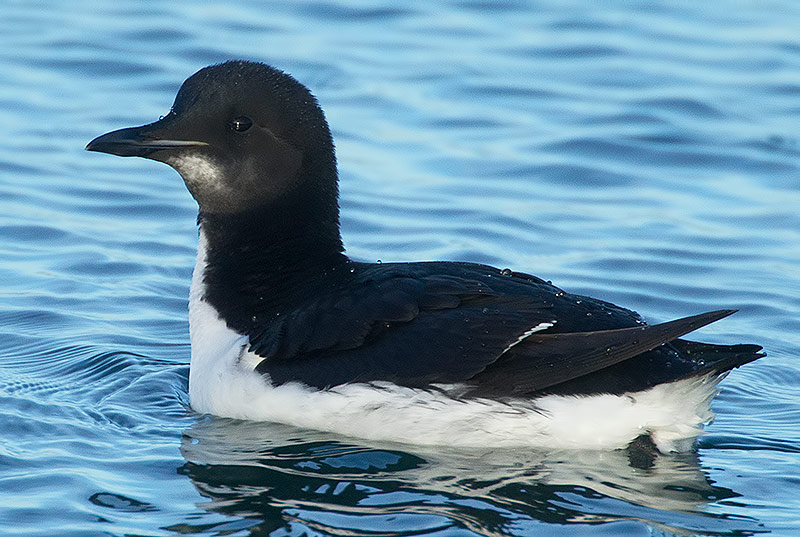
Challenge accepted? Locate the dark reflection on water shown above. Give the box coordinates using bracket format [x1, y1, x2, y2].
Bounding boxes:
[178, 419, 765, 536]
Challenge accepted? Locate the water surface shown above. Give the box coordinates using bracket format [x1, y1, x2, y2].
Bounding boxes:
[1, 1, 799, 536]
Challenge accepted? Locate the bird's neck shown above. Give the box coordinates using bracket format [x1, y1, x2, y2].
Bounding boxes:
[195, 199, 348, 336]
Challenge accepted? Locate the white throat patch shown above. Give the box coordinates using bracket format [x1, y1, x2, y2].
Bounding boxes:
[168, 153, 223, 191]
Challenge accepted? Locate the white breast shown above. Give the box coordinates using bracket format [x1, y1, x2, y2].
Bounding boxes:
[187, 231, 250, 415]
[187, 231, 722, 452]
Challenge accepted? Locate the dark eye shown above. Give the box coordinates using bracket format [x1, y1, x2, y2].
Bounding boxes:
[230, 116, 253, 132]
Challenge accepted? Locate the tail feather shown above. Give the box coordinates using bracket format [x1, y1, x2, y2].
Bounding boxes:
[471, 310, 751, 396]
[484, 310, 766, 395]
[669, 339, 765, 379]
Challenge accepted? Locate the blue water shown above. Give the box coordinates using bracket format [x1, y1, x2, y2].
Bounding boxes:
[1, 1, 799, 535]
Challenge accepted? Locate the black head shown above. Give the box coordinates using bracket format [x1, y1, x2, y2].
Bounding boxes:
[87, 61, 338, 217]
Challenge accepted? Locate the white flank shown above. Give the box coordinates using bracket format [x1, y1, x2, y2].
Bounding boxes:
[188, 231, 723, 452]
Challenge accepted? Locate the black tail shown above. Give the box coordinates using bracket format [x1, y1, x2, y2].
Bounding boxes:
[471, 310, 764, 397]
[669, 339, 765, 379]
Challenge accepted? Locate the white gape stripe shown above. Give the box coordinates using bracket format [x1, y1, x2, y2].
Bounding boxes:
[153, 139, 209, 147]
[187, 230, 722, 452]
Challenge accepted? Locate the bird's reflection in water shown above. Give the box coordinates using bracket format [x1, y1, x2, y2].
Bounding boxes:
[178, 417, 764, 536]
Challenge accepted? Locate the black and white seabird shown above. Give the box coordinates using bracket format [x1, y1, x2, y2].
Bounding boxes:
[87, 60, 764, 451]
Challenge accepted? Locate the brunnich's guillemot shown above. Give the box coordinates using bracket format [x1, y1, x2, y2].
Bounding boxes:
[87, 61, 764, 452]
